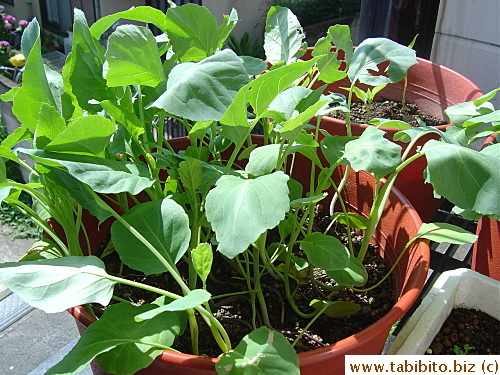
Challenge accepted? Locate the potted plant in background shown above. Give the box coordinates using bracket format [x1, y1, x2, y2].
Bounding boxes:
[0, 4, 497, 375]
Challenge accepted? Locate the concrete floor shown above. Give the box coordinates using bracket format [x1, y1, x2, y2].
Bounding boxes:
[0, 225, 90, 375]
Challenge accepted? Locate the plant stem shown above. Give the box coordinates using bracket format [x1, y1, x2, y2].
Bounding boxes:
[291, 304, 328, 347]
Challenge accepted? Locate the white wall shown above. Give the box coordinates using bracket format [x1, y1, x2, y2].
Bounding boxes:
[431, 0, 500, 108]
[2, 0, 36, 23]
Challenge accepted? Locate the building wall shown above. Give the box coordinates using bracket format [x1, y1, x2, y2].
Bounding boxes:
[1, 0, 36, 23]
[431, 0, 500, 107]
[100, 0, 146, 18]
[203, 0, 268, 42]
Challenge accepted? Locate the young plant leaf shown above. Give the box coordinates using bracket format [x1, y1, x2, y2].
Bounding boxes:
[150, 49, 249, 122]
[0, 256, 115, 313]
[44, 115, 115, 157]
[422, 141, 500, 217]
[321, 135, 357, 166]
[310, 300, 361, 318]
[300, 233, 350, 271]
[216, 8, 239, 48]
[8, 19, 58, 130]
[326, 255, 368, 286]
[105, 25, 166, 87]
[369, 118, 412, 130]
[19, 149, 155, 195]
[34, 103, 66, 149]
[331, 212, 368, 229]
[415, 223, 478, 244]
[111, 198, 191, 275]
[290, 194, 327, 208]
[216, 326, 300, 375]
[245, 143, 302, 177]
[135, 289, 211, 321]
[343, 126, 402, 176]
[164, 3, 220, 62]
[178, 158, 203, 198]
[264, 6, 305, 65]
[64, 9, 114, 113]
[45, 302, 182, 375]
[191, 243, 213, 283]
[348, 38, 417, 86]
[205, 172, 290, 259]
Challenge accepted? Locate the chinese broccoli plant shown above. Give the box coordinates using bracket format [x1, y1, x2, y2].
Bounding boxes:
[0, 4, 497, 375]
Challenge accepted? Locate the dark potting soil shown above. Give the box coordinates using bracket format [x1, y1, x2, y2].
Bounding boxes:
[331, 100, 448, 128]
[94, 215, 394, 358]
[427, 308, 500, 355]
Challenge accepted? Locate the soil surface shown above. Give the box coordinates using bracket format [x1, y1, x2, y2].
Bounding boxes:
[427, 308, 500, 355]
[331, 100, 448, 127]
[94, 214, 395, 358]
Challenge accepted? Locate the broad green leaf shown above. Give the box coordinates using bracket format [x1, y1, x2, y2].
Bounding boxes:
[266, 86, 313, 121]
[220, 58, 317, 126]
[216, 326, 299, 375]
[310, 300, 361, 318]
[19, 148, 155, 195]
[321, 135, 357, 166]
[150, 49, 249, 122]
[43, 167, 112, 223]
[326, 256, 368, 286]
[205, 172, 290, 258]
[105, 25, 166, 87]
[463, 110, 500, 128]
[348, 38, 417, 86]
[11, 19, 57, 130]
[135, 289, 211, 322]
[300, 232, 350, 271]
[474, 88, 500, 106]
[45, 115, 115, 157]
[264, 6, 305, 65]
[111, 198, 190, 274]
[63, 9, 114, 113]
[216, 8, 239, 48]
[369, 118, 412, 130]
[343, 126, 402, 176]
[445, 100, 494, 127]
[415, 223, 478, 244]
[164, 3, 219, 62]
[422, 141, 500, 217]
[46, 302, 181, 375]
[316, 50, 346, 83]
[287, 178, 303, 201]
[246, 144, 302, 177]
[90, 6, 168, 39]
[188, 121, 212, 140]
[3, 125, 33, 149]
[178, 158, 203, 198]
[0, 256, 115, 313]
[34, 104, 66, 149]
[191, 243, 213, 283]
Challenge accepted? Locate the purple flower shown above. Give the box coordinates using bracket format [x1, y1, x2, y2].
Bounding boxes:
[5, 15, 15, 24]
[0, 40, 10, 48]
[18, 19, 28, 28]
[4, 21, 12, 30]
[0, 6, 4, 11]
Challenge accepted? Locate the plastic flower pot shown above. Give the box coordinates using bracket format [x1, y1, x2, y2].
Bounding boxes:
[304, 48, 483, 222]
[69, 137, 430, 375]
[386, 268, 500, 355]
[471, 134, 499, 281]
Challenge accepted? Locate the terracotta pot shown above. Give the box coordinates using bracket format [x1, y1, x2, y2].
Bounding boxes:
[304, 47, 483, 222]
[69, 136, 429, 375]
[471, 134, 499, 281]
